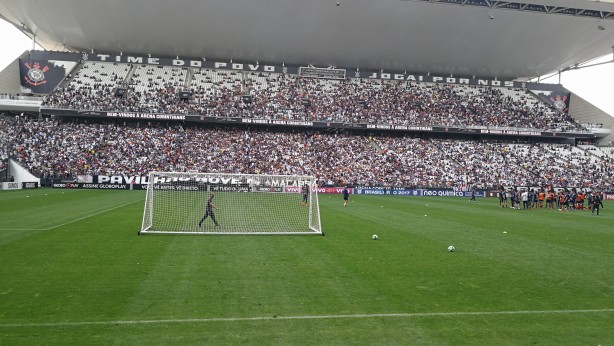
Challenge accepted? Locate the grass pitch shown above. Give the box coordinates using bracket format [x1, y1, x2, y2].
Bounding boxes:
[0, 188, 612, 345]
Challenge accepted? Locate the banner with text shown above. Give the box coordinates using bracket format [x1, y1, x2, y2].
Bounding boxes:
[285, 186, 353, 194]
[40, 108, 593, 139]
[357, 188, 484, 197]
[30, 50, 567, 91]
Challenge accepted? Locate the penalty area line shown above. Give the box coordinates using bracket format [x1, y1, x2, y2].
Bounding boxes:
[1, 308, 612, 328]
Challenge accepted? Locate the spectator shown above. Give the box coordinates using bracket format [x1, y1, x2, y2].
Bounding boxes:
[42, 62, 584, 132]
[2, 116, 611, 189]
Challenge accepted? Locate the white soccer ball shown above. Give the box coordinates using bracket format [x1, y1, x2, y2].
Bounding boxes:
[448, 245, 455, 252]
[372, 234, 378, 240]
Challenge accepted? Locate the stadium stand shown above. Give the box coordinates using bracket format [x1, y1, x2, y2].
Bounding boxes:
[2, 114, 612, 190]
[41, 61, 585, 132]
[43, 62, 131, 111]
[7, 55, 612, 192]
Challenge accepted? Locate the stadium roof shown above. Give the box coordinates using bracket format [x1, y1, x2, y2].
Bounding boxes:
[1, 0, 613, 80]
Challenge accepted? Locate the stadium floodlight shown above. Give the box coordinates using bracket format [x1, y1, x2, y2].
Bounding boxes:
[139, 172, 322, 235]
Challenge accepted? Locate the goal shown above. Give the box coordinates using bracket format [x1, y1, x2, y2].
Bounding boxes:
[139, 172, 322, 235]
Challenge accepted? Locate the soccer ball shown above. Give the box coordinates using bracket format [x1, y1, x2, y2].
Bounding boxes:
[372, 234, 378, 240]
[448, 245, 455, 252]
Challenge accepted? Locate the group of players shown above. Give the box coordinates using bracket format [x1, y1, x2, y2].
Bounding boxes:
[197, 183, 605, 229]
[498, 187, 605, 215]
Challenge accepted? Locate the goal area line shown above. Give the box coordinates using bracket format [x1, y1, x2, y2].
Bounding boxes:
[138, 229, 324, 236]
[1, 308, 612, 328]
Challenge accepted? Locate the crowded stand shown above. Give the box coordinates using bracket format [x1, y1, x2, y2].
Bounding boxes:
[19, 60, 614, 190]
[429, 140, 537, 188]
[2, 114, 612, 190]
[41, 61, 584, 131]
[2, 115, 386, 186]
[124, 65, 190, 113]
[579, 144, 614, 160]
[373, 137, 467, 188]
[43, 62, 131, 111]
[0, 116, 10, 173]
[196, 70, 247, 118]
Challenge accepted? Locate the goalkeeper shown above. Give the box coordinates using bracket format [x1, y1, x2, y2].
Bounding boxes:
[198, 192, 220, 227]
[301, 184, 310, 206]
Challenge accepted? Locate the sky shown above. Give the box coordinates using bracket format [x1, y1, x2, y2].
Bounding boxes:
[0, 18, 613, 117]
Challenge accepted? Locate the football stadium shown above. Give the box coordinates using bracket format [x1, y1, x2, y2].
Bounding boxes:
[1, 0, 613, 344]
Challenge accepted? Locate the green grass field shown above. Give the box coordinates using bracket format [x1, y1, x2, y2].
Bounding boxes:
[0, 188, 612, 345]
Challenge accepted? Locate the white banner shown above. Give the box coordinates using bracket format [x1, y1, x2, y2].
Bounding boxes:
[1, 182, 21, 190]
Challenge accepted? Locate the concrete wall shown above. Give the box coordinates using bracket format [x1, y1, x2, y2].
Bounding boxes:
[569, 92, 614, 145]
[0, 51, 29, 95]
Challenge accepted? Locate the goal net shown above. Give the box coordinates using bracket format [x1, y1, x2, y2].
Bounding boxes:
[139, 172, 322, 235]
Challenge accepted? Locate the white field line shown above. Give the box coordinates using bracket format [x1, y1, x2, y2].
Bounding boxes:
[0, 229, 48, 231]
[0, 200, 142, 232]
[0, 308, 612, 328]
[46, 200, 142, 230]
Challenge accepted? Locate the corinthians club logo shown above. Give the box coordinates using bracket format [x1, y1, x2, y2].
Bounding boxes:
[550, 94, 569, 113]
[24, 61, 49, 86]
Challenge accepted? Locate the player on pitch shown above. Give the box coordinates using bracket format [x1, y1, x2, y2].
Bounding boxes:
[301, 183, 310, 206]
[199, 192, 220, 227]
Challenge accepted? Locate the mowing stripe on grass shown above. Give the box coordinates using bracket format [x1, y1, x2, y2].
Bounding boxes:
[1, 309, 612, 328]
[48, 200, 143, 230]
[0, 200, 143, 232]
[0, 229, 49, 231]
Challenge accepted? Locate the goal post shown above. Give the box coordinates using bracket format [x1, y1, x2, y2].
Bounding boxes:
[139, 172, 322, 235]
